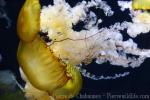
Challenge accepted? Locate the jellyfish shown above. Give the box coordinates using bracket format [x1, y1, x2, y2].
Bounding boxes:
[17, 0, 82, 100]
[17, 0, 150, 100]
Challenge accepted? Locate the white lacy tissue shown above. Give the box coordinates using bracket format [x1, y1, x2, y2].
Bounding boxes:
[40, 0, 150, 69]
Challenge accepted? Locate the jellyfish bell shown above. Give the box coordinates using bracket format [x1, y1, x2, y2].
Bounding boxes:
[17, 0, 82, 99]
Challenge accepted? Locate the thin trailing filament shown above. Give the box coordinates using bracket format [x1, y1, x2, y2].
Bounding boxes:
[77, 66, 130, 80]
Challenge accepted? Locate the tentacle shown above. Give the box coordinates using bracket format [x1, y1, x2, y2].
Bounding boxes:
[17, 0, 40, 42]
[77, 66, 130, 80]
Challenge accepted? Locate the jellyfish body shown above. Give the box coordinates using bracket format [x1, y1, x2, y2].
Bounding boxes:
[17, 0, 150, 99]
[17, 0, 82, 99]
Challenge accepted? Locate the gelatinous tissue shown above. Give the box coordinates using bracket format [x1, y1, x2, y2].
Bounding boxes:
[40, 0, 150, 80]
[17, 0, 150, 100]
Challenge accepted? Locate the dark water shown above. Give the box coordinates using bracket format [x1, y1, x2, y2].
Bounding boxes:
[0, 0, 150, 100]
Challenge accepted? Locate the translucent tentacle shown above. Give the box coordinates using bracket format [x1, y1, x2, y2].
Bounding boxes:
[77, 66, 130, 80]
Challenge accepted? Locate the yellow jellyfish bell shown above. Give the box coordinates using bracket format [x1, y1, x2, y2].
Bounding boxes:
[17, 0, 82, 99]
